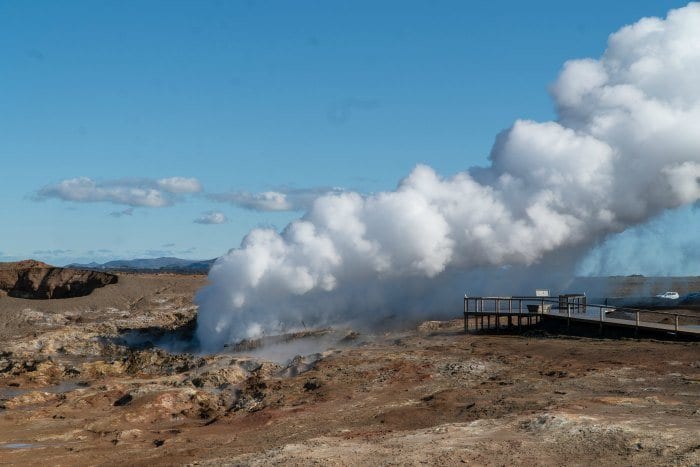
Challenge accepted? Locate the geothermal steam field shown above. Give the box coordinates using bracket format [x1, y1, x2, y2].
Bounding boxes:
[194, 3, 700, 350]
[2, 2, 700, 465]
[0, 268, 699, 465]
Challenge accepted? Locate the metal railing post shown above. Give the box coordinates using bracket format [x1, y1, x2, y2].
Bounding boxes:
[480, 299, 484, 330]
[495, 298, 499, 332]
[510, 299, 514, 328]
[464, 296, 468, 334]
[518, 299, 522, 330]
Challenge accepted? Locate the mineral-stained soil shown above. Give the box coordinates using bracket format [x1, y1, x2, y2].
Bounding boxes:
[0, 260, 117, 299]
[0, 273, 698, 466]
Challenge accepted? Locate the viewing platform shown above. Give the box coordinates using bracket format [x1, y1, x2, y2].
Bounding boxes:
[463, 294, 700, 339]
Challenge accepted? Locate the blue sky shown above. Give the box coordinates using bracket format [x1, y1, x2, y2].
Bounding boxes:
[1, 0, 695, 269]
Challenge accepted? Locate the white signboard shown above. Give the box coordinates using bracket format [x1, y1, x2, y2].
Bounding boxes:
[535, 289, 550, 297]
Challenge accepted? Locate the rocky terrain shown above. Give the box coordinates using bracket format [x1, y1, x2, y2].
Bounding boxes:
[0, 260, 117, 299]
[0, 273, 698, 465]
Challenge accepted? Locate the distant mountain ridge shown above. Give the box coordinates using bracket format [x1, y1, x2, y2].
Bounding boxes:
[66, 257, 216, 273]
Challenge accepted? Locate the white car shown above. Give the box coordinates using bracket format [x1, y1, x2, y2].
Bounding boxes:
[655, 291, 679, 300]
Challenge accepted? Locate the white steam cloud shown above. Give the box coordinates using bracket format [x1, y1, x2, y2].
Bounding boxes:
[196, 4, 700, 350]
[578, 204, 700, 276]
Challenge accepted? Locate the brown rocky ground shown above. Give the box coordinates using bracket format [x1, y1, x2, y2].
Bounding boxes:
[0, 273, 698, 466]
[0, 261, 117, 299]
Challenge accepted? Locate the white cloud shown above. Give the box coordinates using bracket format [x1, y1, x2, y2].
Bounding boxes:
[196, 4, 700, 349]
[35, 176, 202, 207]
[213, 191, 292, 211]
[156, 177, 203, 194]
[194, 211, 227, 224]
[210, 187, 345, 212]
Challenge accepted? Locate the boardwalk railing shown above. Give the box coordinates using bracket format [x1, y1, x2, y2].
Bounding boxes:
[463, 295, 700, 338]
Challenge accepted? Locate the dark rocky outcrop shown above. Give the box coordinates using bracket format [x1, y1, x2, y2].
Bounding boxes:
[0, 260, 118, 299]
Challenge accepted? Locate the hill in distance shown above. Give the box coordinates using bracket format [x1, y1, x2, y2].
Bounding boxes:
[66, 257, 216, 274]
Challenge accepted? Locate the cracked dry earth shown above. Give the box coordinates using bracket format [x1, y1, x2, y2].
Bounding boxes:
[1, 274, 699, 466]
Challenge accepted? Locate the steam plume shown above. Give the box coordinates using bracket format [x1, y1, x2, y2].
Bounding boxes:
[196, 4, 700, 350]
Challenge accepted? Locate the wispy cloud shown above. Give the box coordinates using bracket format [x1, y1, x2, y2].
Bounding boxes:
[143, 249, 175, 257]
[110, 207, 134, 217]
[209, 187, 345, 212]
[326, 98, 380, 125]
[210, 191, 292, 211]
[32, 249, 73, 255]
[35, 177, 202, 207]
[156, 177, 203, 194]
[194, 211, 227, 224]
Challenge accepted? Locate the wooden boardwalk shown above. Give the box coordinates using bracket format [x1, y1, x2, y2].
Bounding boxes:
[464, 295, 700, 338]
